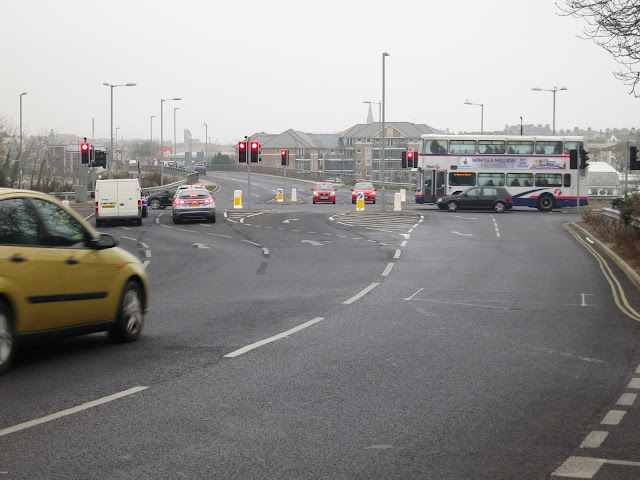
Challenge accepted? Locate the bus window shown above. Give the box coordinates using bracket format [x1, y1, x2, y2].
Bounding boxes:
[506, 173, 533, 187]
[426, 140, 448, 155]
[449, 140, 476, 154]
[535, 173, 562, 187]
[478, 140, 505, 154]
[564, 141, 584, 154]
[535, 141, 563, 155]
[564, 174, 571, 187]
[506, 141, 534, 155]
[449, 172, 476, 187]
[478, 173, 505, 186]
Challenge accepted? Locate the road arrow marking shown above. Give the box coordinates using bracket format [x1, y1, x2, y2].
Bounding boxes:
[301, 240, 325, 246]
[451, 231, 473, 237]
[283, 219, 300, 224]
[192, 243, 210, 249]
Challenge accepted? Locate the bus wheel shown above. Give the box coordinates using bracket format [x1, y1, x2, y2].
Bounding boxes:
[447, 201, 459, 212]
[537, 194, 555, 212]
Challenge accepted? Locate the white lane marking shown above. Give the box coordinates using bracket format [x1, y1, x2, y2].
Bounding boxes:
[636, 364, 640, 374]
[401, 234, 410, 239]
[405, 288, 424, 301]
[0, 387, 148, 438]
[224, 317, 324, 358]
[262, 248, 269, 256]
[601, 410, 626, 425]
[628, 378, 640, 389]
[142, 260, 150, 269]
[121, 236, 137, 242]
[381, 263, 394, 277]
[579, 431, 608, 449]
[177, 228, 198, 233]
[343, 283, 379, 305]
[241, 240, 261, 246]
[301, 240, 325, 246]
[207, 233, 234, 239]
[393, 249, 401, 259]
[617, 393, 637, 406]
[451, 231, 472, 237]
[586, 237, 595, 244]
[401, 241, 407, 247]
[552, 456, 640, 478]
[192, 243, 210, 249]
[145, 250, 152, 257]
[139, 242, 149, 248]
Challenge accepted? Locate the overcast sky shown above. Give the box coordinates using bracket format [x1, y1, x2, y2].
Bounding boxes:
[2, 0, 638, 145]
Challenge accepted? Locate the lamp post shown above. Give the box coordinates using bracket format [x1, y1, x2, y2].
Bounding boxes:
[173, 107, 180, 161]
[115, 127, 120, 169]
[203, 122, 208, 164]
[464, 99, 484, 133]
[19, 92, 27, 188]
[531, 86, 567, 135]
[520, 116, 523, 136]
[160, 97, 181, 185]
[381, 52, 390, 212]
[150, 115, 155, 163]
[103, 82, 136, 179]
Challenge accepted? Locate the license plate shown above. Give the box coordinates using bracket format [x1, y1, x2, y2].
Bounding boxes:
[102, 205, 115, 208]
[189, 203, 202, 207]
[320, 196, 328, 199]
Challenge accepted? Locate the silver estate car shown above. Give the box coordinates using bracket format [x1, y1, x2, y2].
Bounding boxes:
[172, 188, 216, 223]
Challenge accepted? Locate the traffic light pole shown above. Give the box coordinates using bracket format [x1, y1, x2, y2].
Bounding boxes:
[246, 135, 252, 210]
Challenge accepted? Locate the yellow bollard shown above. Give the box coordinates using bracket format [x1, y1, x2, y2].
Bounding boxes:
[277, 188, 284, 202]
[234, 189, 243, 209]
[356, 192, 365, 211]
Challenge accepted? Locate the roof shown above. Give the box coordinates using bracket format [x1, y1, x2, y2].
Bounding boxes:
[587, 162, 620, 187]
[340, 122, 442, 138]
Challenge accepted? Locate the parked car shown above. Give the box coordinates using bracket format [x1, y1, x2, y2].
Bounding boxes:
[147, 185, 180, 209]
[172, 188, 216, 223]
[193, 164, 206, 175]
[325, 177, 343, 183]
[0, 188, 149, 374]
[436, 186, 513, 213]
[352, 182, 377, 204]
[312, 183, 338, 204]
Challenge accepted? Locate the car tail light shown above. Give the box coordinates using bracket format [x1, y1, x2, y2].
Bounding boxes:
[138, 199, 142, 211]
[204, 198, 213, 204]
[174, 199, 185, 205]
[95, 201, 98, 212]
[506, 195, 512, 202]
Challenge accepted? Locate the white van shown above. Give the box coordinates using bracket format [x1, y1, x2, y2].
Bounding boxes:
[94, 178, 143, 227]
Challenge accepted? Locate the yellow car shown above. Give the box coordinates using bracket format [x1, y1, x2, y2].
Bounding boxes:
[0, 189, 149, 374]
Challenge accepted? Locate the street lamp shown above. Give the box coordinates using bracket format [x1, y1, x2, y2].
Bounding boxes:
[150, 115, 155, 163]
[19, 92, 27, 188]
[381, 51, 390, 211]
[464, 99, 484, 133]
[103, 82, 136, 179]
[160, 97, 181, 185]
[203, 122, 208, 164]
[531, 86, 567, 135]
[173, 107, 180, 160]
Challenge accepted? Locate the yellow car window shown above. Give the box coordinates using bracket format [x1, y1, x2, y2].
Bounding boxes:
[31, 199, 89, 247]
[0, 198, 42, 246]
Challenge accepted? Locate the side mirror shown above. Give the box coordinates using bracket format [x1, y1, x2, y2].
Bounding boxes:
[90, 233, 120, 250]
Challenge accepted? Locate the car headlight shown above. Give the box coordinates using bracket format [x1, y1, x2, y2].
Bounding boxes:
[330, 192, 335, 196]
[313, 192, 318, 196]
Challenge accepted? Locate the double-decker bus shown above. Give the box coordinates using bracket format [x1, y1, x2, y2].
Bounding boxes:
[415, 134, 588, 211]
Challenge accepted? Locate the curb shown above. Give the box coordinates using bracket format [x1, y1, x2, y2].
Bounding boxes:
[571, 221, 640, 293]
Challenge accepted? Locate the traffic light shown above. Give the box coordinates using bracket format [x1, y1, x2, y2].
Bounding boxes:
[630, 146, 639, 170]
[80, 141, 90, 164]
[401, 150, 408, 168]
[250, 141, 260, 163]
[407, 151, 415, 168]
[579, 146, 589, 169]
[93, 149, 106, 168]
[280, 149, 289, 166]
[238, 141, 247, 163]
[569, 149, 578, 169]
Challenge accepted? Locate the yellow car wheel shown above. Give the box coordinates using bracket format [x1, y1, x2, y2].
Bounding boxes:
[110, 281, 144, 343]
[0, 300, 15, 375]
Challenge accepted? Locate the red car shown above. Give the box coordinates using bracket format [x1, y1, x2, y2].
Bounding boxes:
[311, 183, 337, 204]
[352, 182, 377, 204]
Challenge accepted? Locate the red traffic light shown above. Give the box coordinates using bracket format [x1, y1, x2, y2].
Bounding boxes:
[281, 150, 286, 156]
[81, 143, 89, 151]
[239, 142, 246, 150]
[407, 151, 414, 159]
[251, 142, 259, 150]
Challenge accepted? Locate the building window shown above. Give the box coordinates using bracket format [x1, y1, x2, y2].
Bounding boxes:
[357, 158, 362, 164]
[367, 138, 371, 143]
[366, 159, 371, 166]
[356, 149, 362, 153]
[366, 148, 371, 154]
[366, 171, 371, 177]
[387, 139, 393, 147]
[357, 138, 362, 143]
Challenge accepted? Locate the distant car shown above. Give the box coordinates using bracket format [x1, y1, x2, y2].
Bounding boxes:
[0, 188, 149, 374]
[436, 186, 513, 213]
[147, 185, 180, 210]
[325, 177, 343, 183]
[352, 182, 377, 204]
[311, 183, 337, 204]
[172, 188, 216, 224]
[193, 164, 206, 175]
[173, 184, 208, 199]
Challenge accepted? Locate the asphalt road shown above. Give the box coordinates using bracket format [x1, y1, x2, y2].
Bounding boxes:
[2, 172, 640, 479]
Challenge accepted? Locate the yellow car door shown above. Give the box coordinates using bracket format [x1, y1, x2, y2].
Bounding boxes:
[0, 198, 70, 333]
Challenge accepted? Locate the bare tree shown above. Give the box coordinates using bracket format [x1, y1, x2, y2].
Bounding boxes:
[559, 0, 640, 95]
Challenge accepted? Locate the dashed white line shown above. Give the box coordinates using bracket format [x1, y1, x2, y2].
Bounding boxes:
[142, 260, 150, 269]
[393, 249, 401, 259]
[343, 283, 379, 305]
[580, 431, 609, 449]
[224, 317, 324, 358]
[145, 250, 151, 258]
[381, 263, 394, 277]
[401, 241, 407, 247]
[601, 410, 625, 425]
[0, 386, 148, 438]
[617, 393, 637, 406]
[627, 378, 640, 389]
[241, 240, 261, 246]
